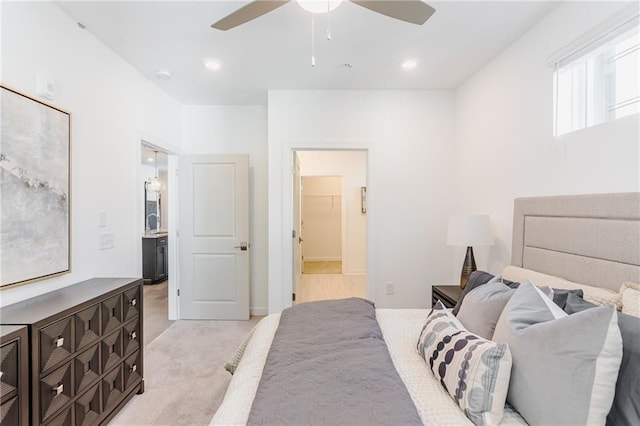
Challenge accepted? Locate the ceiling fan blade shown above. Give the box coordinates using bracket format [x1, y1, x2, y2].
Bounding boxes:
[350, 0, 435, 25]
[212, 0, 290, 31]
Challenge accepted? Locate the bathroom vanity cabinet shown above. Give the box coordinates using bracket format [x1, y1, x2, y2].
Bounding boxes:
[142, 234, 168, 284]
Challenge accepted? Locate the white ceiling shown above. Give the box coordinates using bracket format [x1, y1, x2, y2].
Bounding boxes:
[141, 145, 168, 171]
[55, 1, 559, 105]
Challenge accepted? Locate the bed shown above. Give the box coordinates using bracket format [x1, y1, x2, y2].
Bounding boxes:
[212, 192, 640, 426]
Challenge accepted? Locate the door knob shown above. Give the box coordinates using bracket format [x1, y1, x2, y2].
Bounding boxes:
[234, 242, 248, 251]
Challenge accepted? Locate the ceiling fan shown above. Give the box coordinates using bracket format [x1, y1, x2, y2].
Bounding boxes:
[211, 0, 436, 31]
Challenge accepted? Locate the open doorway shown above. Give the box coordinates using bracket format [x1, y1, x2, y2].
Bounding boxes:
[140, 143, 173, 344]
[293, 150, 367, 304]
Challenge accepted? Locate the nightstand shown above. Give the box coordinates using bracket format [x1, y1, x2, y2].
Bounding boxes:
[432, 285, 462, 308]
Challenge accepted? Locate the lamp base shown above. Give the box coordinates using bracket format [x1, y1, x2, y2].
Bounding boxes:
[460, 246, 477, 289]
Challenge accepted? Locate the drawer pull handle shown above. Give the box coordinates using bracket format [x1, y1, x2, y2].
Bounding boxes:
[130, 298, 137, 307]
[54, 337, 64, 348]
[129, 331, 137, 341]
[53, 384, 64, 396]
[131, 364, 137, 373]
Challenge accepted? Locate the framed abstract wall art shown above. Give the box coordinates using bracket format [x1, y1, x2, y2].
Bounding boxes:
[0, 84, 71, 288]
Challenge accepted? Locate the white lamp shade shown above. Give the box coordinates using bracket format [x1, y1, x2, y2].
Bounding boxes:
[446, 215, 494, 247]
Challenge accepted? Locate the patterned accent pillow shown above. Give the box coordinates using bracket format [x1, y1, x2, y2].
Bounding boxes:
[417, 301, 512, 426]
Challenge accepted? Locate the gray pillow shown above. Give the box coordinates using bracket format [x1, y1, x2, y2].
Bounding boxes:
[564, 293, 640, 426]
[493, 282, 623, 426]
[456, 279, 515, 339]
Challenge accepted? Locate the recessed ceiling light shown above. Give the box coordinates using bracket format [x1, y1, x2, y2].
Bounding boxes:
[203, 58, 223, 71]
[155, 69, 172, 80]
[401, 59, 418, 70]
[147, 157, 155, 162]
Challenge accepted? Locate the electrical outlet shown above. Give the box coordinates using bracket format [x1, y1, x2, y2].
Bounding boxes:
[385, 281, 395, 295]
[99, 232, 114, 250]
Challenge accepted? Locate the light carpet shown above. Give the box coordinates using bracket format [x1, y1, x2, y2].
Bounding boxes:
[110, 317, 260, 425]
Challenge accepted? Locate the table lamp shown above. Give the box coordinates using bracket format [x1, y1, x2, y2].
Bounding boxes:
[447, 215, 494, 289]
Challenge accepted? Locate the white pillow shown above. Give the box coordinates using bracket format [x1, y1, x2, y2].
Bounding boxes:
[501, 265, 622, 309]
[418, 301, 512, 426]
[621, 281, 640, 318]
[493, 281, 623, 425]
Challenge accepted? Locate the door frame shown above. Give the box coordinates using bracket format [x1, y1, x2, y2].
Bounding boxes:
[270, 141, 374, 314]
[137, 135, 180, 320]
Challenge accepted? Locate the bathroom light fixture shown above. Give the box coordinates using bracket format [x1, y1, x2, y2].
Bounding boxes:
[297, 0, 343, 14]
[203, 58, 223, 71]
[401, 59, 418, 70]
[146, 151, 162, 193]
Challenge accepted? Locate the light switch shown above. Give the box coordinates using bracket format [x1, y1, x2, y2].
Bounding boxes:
[99, 232, 114, 250]
[98, 211, 107, 228]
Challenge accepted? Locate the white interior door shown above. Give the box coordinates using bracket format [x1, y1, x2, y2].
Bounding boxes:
[178, 154, 249, 320]
[292, 152, 302, 302]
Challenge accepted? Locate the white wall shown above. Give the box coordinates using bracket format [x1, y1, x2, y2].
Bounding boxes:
[455, 1, 640, 278]
[182, 105, 268, 315]
[298, 151, 367, 274]
[268, 91, 457, 312]
[0, 1, 182, 306]
[301, 176, 343, 262]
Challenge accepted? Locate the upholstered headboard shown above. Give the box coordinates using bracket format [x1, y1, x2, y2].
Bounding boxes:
[511, 193, 640, 292]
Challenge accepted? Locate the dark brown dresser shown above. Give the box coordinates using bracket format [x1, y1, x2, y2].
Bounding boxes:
[0, 278, 143, 426]
[1, 325, 29, 425]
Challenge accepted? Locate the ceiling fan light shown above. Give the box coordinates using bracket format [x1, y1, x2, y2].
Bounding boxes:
[297, 0, 343, 14]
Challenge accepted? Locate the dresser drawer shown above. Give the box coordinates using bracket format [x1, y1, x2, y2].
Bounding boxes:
[101, 329, 123, 373]
[75, 304, 101, 351]
[40, 317, 73, 373]
[74, 344, 100, 394]
[123, 350, 142, 391]
[74, 383, 101, 426]
[43, 405, 72, 426]
[123, 286, 141, 322]
[123, 319, 141, 357]
[0, 341, 18, 400]
[40, 361, 72, 423]
[102, 294, 123, 335]
[0, 396, 20, 425]
[102, 365, 124, 414]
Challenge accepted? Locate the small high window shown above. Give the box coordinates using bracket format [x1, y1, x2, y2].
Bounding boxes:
[552, 7, 639, 136]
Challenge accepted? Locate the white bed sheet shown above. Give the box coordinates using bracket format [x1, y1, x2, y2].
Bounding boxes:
[211, 309, 527, 425]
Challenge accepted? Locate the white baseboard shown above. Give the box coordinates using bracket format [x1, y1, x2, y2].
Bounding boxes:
[304, 257, 342, 262]
[250, 307, 268, 316]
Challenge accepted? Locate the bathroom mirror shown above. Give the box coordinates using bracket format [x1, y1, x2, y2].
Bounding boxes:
[144, 184, 161, 231]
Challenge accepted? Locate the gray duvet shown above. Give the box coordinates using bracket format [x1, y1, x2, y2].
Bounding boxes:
[247, 297, 422, 425]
